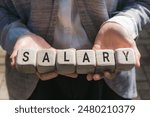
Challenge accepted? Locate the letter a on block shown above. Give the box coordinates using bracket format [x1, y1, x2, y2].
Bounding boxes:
[16, 49, 37, 73]
[95, 49, 115, 73]
[115, 48, 136, 71]
[76, 50, 96, 74]
[56, 49, 76, 74]
[37, 49, 56, 73]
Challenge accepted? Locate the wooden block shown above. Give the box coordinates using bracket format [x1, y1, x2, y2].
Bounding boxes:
[115, 48, 136, 71]
[76, 50, 96, 74]
[56, 49, 76, 74]
[16, 49, 37, 73]
[37, 49, 56, 73]
[95, 49, 115, 73]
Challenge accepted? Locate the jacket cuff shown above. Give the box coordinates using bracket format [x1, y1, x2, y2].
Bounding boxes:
[0, 20, 30, 54]
[106, 15, 138, 40]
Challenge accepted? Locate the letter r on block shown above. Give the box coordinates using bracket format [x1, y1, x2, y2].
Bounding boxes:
[95, 49, 115, 73]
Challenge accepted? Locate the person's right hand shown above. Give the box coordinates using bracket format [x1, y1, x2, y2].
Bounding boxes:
[10, 33, 52, 66]
[10, 33, 77, 80]
[10, 33, 58, 80]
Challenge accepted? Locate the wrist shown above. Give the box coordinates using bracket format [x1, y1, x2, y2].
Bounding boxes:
[100, 22, 132, 40]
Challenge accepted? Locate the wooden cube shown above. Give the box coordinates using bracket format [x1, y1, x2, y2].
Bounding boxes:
[16, 49, 37, 73]
[115, 48, 136, 71]
[37, 49, 56, 73]
[56, 49, 76, 74]
[76, 50, 96, 74]
[95, 49, 115, 73]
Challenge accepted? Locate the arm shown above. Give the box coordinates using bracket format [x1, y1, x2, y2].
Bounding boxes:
[0, 1, 77, 80]
[0, 1, 56, 80]
[0, 1, 30, 54]
[108, 0, 150, 40]
[87, 0, 150, 81]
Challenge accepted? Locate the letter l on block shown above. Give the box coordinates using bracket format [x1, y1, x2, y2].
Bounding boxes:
[56, 49, 76, 74]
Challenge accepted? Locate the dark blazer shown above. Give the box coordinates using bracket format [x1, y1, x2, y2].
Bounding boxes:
[0, 0, 150, 99]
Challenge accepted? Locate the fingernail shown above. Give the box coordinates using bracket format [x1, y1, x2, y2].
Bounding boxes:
[104, 72, 112, 80]
[92, 44, 101, 50]
[93, 74, 102, 81]
[86, 74, 93, 81]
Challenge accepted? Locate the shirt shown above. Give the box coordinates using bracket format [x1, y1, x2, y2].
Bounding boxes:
[53, 0, 92, 49]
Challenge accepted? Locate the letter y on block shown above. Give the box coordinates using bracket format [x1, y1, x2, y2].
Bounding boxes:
[115, 48, 136, 71]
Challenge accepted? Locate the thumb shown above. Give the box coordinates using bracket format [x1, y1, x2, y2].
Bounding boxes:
[10, 50, 18, 67]
[133, 46, 141, 67]
[92, 44, 101, 50]
[92, 34, 102, 50]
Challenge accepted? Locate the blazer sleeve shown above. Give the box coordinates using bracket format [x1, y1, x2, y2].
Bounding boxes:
[108, 0, 150, 40]
[0, 1, 30, 54]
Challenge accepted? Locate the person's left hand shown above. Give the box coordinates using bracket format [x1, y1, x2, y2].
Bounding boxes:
[87, 22, 141, 81]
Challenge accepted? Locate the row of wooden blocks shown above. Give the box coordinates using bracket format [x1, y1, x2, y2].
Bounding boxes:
[16, 48, 136, 74]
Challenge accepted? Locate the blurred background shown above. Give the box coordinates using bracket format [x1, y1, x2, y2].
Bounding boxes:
[0, 24, 150, 100]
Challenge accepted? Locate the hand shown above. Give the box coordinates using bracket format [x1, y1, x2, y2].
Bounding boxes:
[87, 22, 141, 81]
[10, 33, 77, 80]
[10, 33, 51, 66]
[10, 33, 57, 80]
[36, 48, 78, 80]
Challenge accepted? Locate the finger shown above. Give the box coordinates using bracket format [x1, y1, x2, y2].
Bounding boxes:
[133, 46, 141, 67]
[93, 74, 103, 81]
[92, 44, 101, 50]
[104, 71, 113, 80]
[61, 73, 78, 78]
[129, 40, 141, 67]
[86, 74, 94, 81]
[10, 50, 18, 67]
[92, 29, 104, 50]
[36, 72, 58, 81]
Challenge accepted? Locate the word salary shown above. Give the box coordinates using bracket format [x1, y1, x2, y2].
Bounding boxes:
[16, 48, 136, 74]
